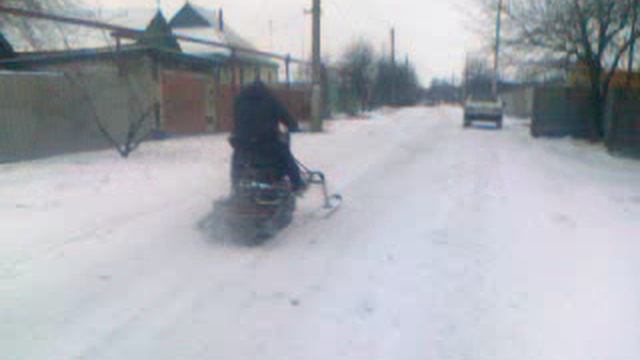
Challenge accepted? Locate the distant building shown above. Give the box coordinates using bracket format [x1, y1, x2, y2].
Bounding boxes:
[425, 79, 461, 104]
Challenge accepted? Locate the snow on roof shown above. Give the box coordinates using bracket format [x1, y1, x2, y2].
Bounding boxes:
[169, 3, 257, 53]
[1, 7, 115, 52]
[2, 3, 276, 67]
[100, 7, 158, 30]
[3, 7, 162, 52]
[168, 3, 276, 66]
[173, 27, 230, 57]
[179, 3, 220, 28]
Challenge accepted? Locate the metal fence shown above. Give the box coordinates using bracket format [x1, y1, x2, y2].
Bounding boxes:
[531, 86, 594, 138]
[0, 65, 155, 162]
[501, 86, 534, 118]
[606, 90, 640, 157]
[530, 86, 640, 157]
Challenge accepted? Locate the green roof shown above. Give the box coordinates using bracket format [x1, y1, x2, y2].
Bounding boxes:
[169, 3, 212, 28]
[0, 32, 16, 59]
[136, 11, 181, 52]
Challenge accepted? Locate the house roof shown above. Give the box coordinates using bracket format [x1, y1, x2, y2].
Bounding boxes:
[0, 45, 225, 71]
[1, 7, 120, 52]
[168, 3, 277, 67]
[105, 3, 276, 67]
[168, 3, 214, 28]
[0, 31, 16, 59]
[136, 11, 181, 52]
[1, 3, 278, 69]
[101, 7, 159, 31]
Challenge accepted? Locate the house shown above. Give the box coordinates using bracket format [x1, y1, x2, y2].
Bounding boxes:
[0, 10, 230, 160]
[169, 2, 279, 86]
[0, 4, 292, 161]
[109, 2, 279, 87]
[107, 3, 282, 130]
[136, 9, 182, 52]
[167, 2, 281, 130]
[1, 3, 282, 133]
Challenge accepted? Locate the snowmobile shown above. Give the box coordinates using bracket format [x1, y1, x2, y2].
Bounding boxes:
[200, 132, 342, 245]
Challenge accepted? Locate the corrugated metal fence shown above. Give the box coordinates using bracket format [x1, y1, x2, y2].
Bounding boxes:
[531, 86, 640, 156]
[606, 90, 640, 157]
[0, 69, 154, 162]
[501, 87, 534, 118]
[531, 87, 594, 138]
[214, 84, 312, 133]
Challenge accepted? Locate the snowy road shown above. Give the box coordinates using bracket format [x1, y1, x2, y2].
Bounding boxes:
[2, 106, 640, 360]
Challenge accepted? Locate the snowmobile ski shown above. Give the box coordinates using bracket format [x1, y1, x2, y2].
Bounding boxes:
[297, 160, 343, 216]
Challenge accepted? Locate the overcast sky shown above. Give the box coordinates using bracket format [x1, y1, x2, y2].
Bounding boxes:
[91, 0, 477, 84]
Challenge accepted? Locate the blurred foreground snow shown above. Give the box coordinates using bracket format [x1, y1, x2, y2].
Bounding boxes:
[2, 106, 640, 360]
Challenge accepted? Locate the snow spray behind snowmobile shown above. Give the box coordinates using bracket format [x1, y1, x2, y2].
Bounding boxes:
[199, 131, 342, 245]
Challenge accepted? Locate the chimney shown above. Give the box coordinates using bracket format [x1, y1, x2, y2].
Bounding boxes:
[218, 8, 224, 32]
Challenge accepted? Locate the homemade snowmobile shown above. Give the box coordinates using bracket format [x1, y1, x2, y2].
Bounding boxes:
[200, 134, 342, 245]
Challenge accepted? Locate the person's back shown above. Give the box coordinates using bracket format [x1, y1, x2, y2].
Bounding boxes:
[233, 81, 295, 144]
[230, 81, 305, 192]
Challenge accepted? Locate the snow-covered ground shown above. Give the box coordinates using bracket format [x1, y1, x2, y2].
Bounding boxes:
[2, 106, 640, 360]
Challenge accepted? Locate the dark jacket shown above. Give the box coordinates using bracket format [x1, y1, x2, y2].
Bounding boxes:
[232, 81, 299, 146]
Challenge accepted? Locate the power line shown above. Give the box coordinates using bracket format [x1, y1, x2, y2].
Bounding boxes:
[0, 4, 310, 64]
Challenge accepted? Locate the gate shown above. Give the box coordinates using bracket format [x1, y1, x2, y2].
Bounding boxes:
[162, 70, 208, 134]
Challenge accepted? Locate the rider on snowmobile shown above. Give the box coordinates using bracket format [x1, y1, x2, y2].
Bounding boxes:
[229, 80, 306, 192]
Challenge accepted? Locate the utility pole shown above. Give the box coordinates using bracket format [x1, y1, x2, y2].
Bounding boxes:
[310, 0, 323, 132]
[285, 54, 291, 88]
[390, 27, 396, 105]
[463, 53, 469, 102]
[390, 27, 396, 66]
[492, 0, 503, 98]
[268, 19, 274, 50]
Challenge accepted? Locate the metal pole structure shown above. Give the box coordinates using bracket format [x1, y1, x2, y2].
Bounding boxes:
[463, 53, 468, 102]
[492, 0, 503, 98]
[310, 0, 323, 132]
[230, 49, 238, 94]
[391, 28, 396, 66]
[0, 5, 309, 65]
[391, 27, 396, 105]
[285, 54, 291, 89]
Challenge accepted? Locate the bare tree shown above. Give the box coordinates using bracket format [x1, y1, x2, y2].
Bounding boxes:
[463, 55, 494, 100]
[476, 0, 640, 140]
[339, 39, 376, 112]
[627, 0, 639, 87]
[2, 2, 158, 158]
[64, 71, 158, 158]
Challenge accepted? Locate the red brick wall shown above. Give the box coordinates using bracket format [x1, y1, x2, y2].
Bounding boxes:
[272, 86, 312, 123]
[214, 84, 311, 133]
[214, 85, 238, 132]
[161, 70, 208, 134]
